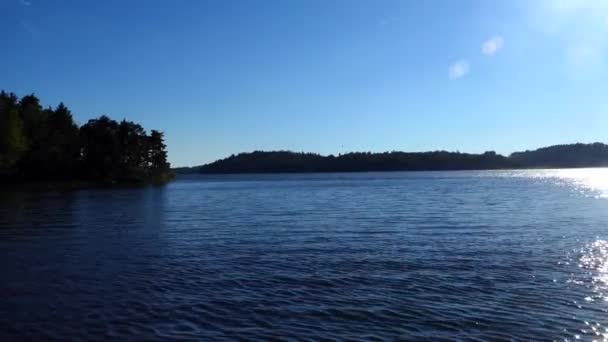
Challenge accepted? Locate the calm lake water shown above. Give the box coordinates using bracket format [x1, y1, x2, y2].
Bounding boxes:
[2, 170, 608, 340]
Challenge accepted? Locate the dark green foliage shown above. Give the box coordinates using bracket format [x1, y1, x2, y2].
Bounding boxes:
[47, 103, 81, 177]
[18, 102, 81, 179]
[0, 91, 172, 184]
[509, 143, 608, 168]
[0, 91, 26, 174]
[80, 116, 122, 181]
[196, 144, 608, 174]
[199, 150, 517, 173]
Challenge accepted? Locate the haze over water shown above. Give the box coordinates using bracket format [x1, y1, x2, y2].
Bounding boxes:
[2, 169, 608, 340]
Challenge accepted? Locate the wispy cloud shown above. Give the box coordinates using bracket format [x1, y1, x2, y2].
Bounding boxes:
[448, 60, 470, 79]
[19, 0, 31, 6]
[481, 36, 504, 56]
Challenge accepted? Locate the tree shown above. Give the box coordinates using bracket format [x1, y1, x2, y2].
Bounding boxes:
[1, 90, 173, 184]
[118, 119, 148, 181]
[80, 116, 172, 183]
[80, 115, 121, 181]
[0, 92, 27, 174]
[45, 103, 80, 178]
[16, 94, 52, 179]
[148, 130, 168, 170]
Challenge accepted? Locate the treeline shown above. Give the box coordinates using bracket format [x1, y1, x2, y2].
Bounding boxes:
[193, 150, 516, 173]
[184, 143, 608, 174]
[0, 91, 172, 184]
[510, 143, 608, 168]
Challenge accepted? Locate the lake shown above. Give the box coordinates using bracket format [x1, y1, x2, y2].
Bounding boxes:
[2, 170, 608, 340]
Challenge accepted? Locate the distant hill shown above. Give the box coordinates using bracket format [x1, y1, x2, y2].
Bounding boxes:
[199, 150, 518, 173]
[181, 150, 515, 174]
[173, 143, 608, 174]
[509, 143, 608, 168]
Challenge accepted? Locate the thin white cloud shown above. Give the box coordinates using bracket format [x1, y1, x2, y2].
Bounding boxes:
[20, 0, 31, 6]
[482, 36, 504, 56]
[448, 60, 470, 79]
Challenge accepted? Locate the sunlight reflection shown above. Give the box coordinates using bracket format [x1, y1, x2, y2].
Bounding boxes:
[565, 239, 608, 342]
[579, 239, 608, 302]
[504, 168, 608, 199]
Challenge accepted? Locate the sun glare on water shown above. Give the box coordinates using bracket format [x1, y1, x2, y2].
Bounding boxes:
[551, 169, 608, 198]
[513, 168, 608, 199]
[579, 240, 608, 301]
[574, 240, 608, 341]
[532, 169, 608, 340]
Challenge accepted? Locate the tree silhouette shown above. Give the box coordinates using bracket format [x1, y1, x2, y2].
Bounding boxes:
[193, 145, 608, 174]
[0, 91, 172, 184]
[0, 91, 26, 174]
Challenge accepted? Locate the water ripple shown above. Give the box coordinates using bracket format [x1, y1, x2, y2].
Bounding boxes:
[1, 170, 608, 340]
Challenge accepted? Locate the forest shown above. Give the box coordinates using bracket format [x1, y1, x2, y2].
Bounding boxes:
[190, 150, 516, 173]
[4, 88, 607, 180]
[181, 143, 608, 174]
[0, 91, 172, 184]
[509, 143, 608, 168]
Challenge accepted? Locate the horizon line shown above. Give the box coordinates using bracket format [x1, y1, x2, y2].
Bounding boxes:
[173, 141, 606, 168]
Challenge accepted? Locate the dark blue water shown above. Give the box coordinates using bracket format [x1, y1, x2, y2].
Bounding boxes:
[2, 170, 608, 340]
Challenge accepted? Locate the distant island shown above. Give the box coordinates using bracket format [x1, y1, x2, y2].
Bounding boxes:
[0, 91, 172, 186]
[5, 90, 608, 183]
[176, 143, 608, 174]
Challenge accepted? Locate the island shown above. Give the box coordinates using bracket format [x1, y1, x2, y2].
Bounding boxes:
[0, 91, 172, 186]
[4, 90, 608, 182]
[176, 143, 608, 174]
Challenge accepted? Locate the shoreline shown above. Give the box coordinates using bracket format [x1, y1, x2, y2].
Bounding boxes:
[178, 165, 608, 175]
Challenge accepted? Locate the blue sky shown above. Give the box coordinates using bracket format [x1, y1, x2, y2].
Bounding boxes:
[3, 0, 608, 167]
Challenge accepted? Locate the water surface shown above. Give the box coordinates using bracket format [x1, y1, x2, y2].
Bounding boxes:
[2, 170, 608, 340]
